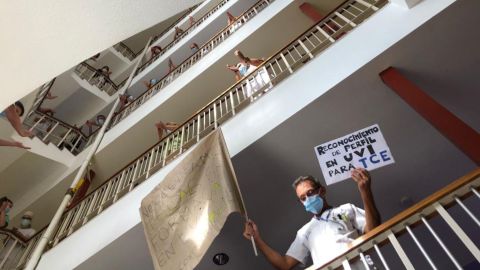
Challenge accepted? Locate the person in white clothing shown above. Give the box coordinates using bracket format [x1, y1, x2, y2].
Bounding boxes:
[13, 211, 36, 241]
[226, 50, 271, 98]
[243, 168, 381, 269]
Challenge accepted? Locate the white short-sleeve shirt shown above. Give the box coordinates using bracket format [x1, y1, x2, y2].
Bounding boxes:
[286, 204, 366, 268]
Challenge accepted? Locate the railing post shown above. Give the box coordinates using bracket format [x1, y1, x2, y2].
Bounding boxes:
[57, 128, 72, 147]
[421, 217, 462, 269]
[0, 237, 18, 268]
[42, 122, 59, 141]
[434, 202, 480, 261]
[29, 115, 45, 132]
[145, 147, 157, 178]
[387, 231, 414, 270]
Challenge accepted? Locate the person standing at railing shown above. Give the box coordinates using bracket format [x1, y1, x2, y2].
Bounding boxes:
[92, 66, 112, 89]
[1, 101, 33, 138]
[174, 26, 185, 40]
[117, 93, 135, 112]
[226, 11, 241, 34]
[84, 115, 106, 136]
[190, 42, 200, 54]
[226, 50, 271, 97]
[155, 121, 178, 140]
[189, 16, 196, 27]
[243, 168, 381, 270]
[11, 211, 36, 242]
[150, 46, 163, 60]
[0, 197, 13, 228]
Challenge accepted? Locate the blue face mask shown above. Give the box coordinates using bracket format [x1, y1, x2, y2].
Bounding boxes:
[303, 195, 324, 214]
[238, 64, 249, 76]
[21, 218, 31, 227]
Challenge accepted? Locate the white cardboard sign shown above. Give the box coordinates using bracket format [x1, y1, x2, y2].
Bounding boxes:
[314, 124, 395, 185]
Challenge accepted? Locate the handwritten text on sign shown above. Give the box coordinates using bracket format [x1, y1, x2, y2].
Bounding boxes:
[315, 124, 395, 185]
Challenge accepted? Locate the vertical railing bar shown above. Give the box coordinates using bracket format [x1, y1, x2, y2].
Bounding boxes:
[359, 252, 371, 270]
[454, 196, 480, 227]
[434, 202, 480, 261]
[421, 216, 462, 269]
[405, 225, 438, 270]
[373, 243, 390, 270]
[387, 231, 415, 270]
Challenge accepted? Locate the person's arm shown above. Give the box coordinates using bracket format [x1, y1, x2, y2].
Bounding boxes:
[247, 58, 264, 66]
[0, 139, 30, 149]
[244, 220, 299, 270]
[45, 92, 57, 100]
[351, 168, 381, 233]
[4, 105, 33, 137]
[11, 228, 30, 242]
[155, 122, 166, 140]
[0, 202, 9, 228]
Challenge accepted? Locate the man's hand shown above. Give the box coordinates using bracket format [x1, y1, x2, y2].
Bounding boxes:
[12, 141, 30, 149]
[243, 219, 260, 241]
[19, 129, 34, 138]
[351, 168, 371, 192]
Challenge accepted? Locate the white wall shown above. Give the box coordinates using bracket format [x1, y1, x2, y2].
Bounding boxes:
[0, 0, 204, 112]
[35, 1, 457, 268]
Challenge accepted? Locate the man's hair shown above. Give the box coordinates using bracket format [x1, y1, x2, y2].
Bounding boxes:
[14, 101, 25, 117]
[0, 196, 13, 204]
[292, 175, 322, 190]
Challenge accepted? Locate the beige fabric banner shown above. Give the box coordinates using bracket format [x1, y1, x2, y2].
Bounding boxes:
[140, 129, 245, 270]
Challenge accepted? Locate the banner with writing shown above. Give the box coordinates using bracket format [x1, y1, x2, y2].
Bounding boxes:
[315, 124, 395, 185]
[140, 129, 245, 270]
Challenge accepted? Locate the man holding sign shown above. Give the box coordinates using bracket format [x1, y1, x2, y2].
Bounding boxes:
[243, 168, 380, 269]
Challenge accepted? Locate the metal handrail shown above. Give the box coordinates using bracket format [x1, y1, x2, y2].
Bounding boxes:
[133, 0, 233, 76]
[10, 0, 387, 265]
[74, 62, 122, 96]
[309, 168, 480, 270]
[112, 42, 138, 61]
[112, 4, 199, 61]
[112, 0, 274, 126]
[0, 229, 44, 270]
[26, 78, 56, 117]
[22, 110, 89, 155]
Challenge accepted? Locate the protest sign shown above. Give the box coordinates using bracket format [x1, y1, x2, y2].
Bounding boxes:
[140, 130, 245, 270]
[315, 124, 394, 185]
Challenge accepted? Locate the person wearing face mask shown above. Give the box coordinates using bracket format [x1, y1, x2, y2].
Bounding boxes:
[84, 115, 106, 136]
[243, 168, 380, 269]
[13, 211, 36, 241]
[226, 50, 271, 97]
[0, 197, 13, 228]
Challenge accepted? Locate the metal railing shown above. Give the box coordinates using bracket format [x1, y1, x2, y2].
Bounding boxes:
[134, 0, 233, 76]
[74, 62, 125, 96]
[22, 110, 90, 155]
[4, 0, 387, 265]
[112, 5, 199, 61]
[308, 168, 480, 270]
[112, 42, 138, 61]
[26, 78, 56, 117]
[113, 0, 275, 126]
[0, 230, 44, 270]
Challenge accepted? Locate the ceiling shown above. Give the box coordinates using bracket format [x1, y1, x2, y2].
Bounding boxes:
[76, 0, 480, 269]
[0, 0, 205, 112]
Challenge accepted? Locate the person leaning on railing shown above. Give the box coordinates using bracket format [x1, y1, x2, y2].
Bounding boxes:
[174, 26, 185, 41]
[0, 102, 32, 149]
[243, 168, 381, 270]
[0, 197, 14, 229]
